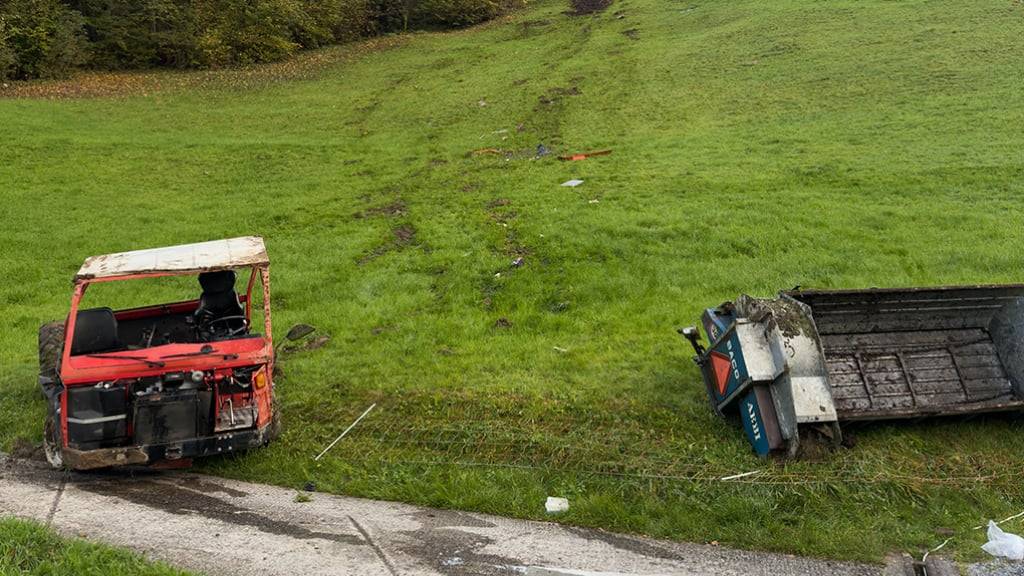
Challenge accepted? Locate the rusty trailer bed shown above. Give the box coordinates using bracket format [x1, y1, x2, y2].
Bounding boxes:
[792, 286, 1024, 421]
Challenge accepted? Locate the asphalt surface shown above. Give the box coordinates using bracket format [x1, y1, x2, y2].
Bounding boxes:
[0, 455, 884, 576]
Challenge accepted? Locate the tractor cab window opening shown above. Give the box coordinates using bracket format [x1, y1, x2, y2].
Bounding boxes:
[70, 269, 260, 355]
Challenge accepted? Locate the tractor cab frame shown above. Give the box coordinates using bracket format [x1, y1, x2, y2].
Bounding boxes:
[40, 236, 280, 470]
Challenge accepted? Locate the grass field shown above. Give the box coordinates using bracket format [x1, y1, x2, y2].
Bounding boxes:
[0, 518, 191, 575]
[2, 0, 1024, 563]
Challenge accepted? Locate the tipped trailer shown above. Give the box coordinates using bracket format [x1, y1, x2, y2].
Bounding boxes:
[681, 285, 1024, 456]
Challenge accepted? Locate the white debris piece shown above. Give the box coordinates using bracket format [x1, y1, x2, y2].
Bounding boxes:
[561, 179, 584, 187]
[983, 520, 1024, 560]
[545, 497, 569, 514]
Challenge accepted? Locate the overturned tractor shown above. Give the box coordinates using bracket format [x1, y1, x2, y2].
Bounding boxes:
[39, 236, 284, 470]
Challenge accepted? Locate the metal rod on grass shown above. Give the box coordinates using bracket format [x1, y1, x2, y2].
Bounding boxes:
[314, 403, 377, 461]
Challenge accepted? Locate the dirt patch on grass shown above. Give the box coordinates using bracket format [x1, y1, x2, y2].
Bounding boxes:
[354, 200, 407, 219]
[0, 35, 407, 100]
[358, 223, 417, 264]
[623, 28, 640, 40]
[569, 0, 612, 15]
[9, 438, 42, 461]
[393, 224, 415, 244]
[538, 85, 580, 106]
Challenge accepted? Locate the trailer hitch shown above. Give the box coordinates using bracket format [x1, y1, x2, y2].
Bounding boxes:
[677, 326, 705, 357]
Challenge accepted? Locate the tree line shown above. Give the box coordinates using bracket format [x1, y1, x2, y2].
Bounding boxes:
[0, 0, 514, 80]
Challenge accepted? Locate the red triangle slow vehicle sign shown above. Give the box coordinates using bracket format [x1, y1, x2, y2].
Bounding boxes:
[710, 351, 732, 396]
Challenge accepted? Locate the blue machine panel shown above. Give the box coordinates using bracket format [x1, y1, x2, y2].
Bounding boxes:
[739, 386, 783, 456]
[701, 308, 749, 405]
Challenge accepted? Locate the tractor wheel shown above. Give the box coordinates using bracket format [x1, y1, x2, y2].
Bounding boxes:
[43, 413, 64, 470]
[38, 322, 64, 398]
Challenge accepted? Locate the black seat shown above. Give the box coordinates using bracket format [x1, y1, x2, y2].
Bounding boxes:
[194, 270, 244, 328]
[71, 307, 121, 355]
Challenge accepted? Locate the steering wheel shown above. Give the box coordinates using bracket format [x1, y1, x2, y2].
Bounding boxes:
[205, 316, 249, 337]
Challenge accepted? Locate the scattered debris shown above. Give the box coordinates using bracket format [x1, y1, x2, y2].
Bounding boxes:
[495, 317, 513, 328]
[472, 147, 503, 156]
[314, 403, 377, 461]
[588, 199, 599, 204]
[561, 179, 584, 187]
[622, 28, 640, 40]
[442, 557, 465, 566]
[478, 99, 488, 107]
[511, 257, 524, 268]
[558, 149, 612, 161]
[983, 521, 1024, 560]
[545, 497, 570, 514]
[720, 470, 760, 482]
[553, 346, 568, 353]
[304, 481, 317, 492]
[471, 145, 551, 160]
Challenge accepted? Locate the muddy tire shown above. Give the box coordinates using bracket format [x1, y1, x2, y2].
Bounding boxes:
[267, 391, 282, 442]
[38, 322, 64, 397]
[43, 413, 64, 470]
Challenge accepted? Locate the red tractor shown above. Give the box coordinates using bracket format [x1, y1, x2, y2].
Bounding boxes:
[39, 237, 301, 470]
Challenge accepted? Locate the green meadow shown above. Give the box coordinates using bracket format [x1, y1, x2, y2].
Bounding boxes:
[2, 0, 1023, 561]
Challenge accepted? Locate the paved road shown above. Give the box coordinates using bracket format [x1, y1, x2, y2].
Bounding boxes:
[0, 455, 880, 576]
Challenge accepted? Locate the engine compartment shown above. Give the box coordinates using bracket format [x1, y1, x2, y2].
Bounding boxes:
[66, 365, 264, 451]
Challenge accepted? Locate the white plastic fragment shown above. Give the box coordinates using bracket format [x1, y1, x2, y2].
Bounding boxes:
[720, 470, 760, 481]
[982, 520, 1024, 560]
[561, 179, 584, 187]
[545, 497, 569, 514]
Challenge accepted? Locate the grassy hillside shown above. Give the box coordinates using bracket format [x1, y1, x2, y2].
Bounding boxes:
[0, 517, 192, 575]
[2, 0, 1024, 562]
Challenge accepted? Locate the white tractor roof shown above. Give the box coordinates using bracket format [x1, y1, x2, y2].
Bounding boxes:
[76, 236, 268, 281]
